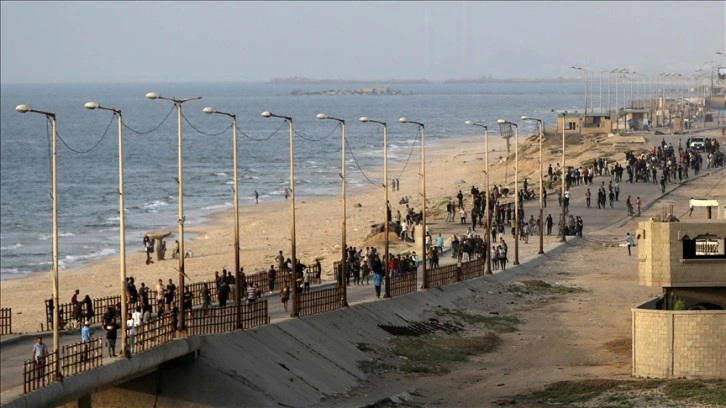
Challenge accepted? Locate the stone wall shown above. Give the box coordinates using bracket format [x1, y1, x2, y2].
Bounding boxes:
[632, 302, 726, 378]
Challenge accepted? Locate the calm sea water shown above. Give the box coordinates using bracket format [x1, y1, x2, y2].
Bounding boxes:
[0, 81, 585, 279]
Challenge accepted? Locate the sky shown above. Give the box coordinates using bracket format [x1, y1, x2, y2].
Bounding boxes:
[1, 1, 724, 84]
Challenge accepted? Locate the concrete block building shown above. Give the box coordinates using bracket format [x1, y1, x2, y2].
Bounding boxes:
[631, 219, 726, 378]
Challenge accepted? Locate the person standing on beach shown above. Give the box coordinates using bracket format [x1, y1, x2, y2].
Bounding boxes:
[284, 187, 289, 201]
[275, 251, 285, 272]
[255, 190, 259, 204]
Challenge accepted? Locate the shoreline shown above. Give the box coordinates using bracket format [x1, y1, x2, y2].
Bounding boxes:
[0, 131, 513, 333]
[4, 127, 722, 334]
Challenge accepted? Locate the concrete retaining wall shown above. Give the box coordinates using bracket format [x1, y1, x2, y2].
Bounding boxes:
[632, 302, 726, 379]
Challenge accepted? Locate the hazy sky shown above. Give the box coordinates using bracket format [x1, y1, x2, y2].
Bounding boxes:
[1, 1, 724, 83]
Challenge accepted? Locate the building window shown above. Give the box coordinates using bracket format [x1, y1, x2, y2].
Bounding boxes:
[682, 234, 726, 259]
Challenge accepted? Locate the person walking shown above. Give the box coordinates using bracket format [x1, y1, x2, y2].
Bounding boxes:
[373, 272, 382, 298]
[126, 315, 137, 355]
[104, 318, 120, 357]
[636, 197, 642, 217]
[32, 336, 48, 384]
[280, 283, 290, 312]
[81, 321, 92, 361]
[626, 232, 636, 256]
[200, 282, 211, 314]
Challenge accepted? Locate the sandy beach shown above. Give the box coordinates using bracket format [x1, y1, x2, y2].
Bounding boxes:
[3, 127, 723, 338]
[1, 129, 523, 334]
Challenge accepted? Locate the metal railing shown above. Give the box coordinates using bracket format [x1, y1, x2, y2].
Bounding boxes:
[23, 350, 58, 394]
[426, 264, 458, 288]
[186, 300, 269, 336]
[134, 314, 176, 354]
[460, 258, 485, 281]
[60, 337, 103, 377]
[389, 271, 418, 297]
[298, 286, 344, 317]
[0, 307, 11, 335]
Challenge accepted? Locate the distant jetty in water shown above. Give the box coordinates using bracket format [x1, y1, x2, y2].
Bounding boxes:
[290, 86, 407, 96]
[270, 76, 428, 85]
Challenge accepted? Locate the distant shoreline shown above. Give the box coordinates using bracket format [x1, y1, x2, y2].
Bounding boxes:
[269, 77, 580, 85]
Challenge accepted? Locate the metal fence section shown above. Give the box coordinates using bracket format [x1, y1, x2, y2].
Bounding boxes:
[23, 350, 59, 394]
[0, 307, 11, 335]
[298, 286, 344, 317]
[426, 264, 458, 288]
[134, 314, 175, 354]
[460, 258, 485, 281]
[186, 300, 269, 336]
[389, 272, 418, 297]
[60, 337, 103, 377]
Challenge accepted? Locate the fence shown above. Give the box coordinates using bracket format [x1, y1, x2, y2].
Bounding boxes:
[23, 350, 59, 394]
[460, 258, 485, 281]
[0, 307, 11, 335]
[389, 272, 418, 297]
[134, 314, 176, 354]
[59, 337, 103, 377]
[186, 300, 269, 336]
[426, 264, 458, 288]
[298, 286, 345, 317]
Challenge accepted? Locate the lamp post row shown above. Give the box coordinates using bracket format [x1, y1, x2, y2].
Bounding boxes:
[17, 99, 559, 347]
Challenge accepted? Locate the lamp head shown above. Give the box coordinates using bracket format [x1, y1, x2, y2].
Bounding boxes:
[15, 104, 31, 113]
[145, 92, 160, 100]
[359, 117, 369, 123]
[497, 119, 506, 124]
[464, 120, 474, 125]
[520, 115, 528, 120]
[261, 111, 272, 118]
[84, 102, 100, 110]
[316, 113, 328, 120]
[398, 117, 409, 123]
[202, 107, 215, 114]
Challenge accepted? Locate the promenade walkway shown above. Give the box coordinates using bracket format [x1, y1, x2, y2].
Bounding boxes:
[1, 128, 721, 405]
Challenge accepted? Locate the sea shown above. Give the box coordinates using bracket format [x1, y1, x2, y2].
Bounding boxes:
[0, 81, 586, 280]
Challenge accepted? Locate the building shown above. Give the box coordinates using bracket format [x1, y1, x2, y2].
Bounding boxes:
[631, 219, 726, 379]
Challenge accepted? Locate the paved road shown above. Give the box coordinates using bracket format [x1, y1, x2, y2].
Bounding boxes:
[2, 127, 721, 400]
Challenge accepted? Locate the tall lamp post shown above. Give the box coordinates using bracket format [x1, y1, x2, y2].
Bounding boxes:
[262, 111, 298, 316]
[521, 116, 545, 255]
[16, 105, 60, 375]
[146, 92, 201, 333]
[497, 119, 519, 265]
[202, 107, 242, 326]
[399, 118, 428, 287]
[84, 102, 128, 354]
[572, 66, 593, 115]
[465, 120, 492, 274]
[316, 113, 348, 306]
[553, 110, 568, 243]
[359, 117, 391, 297]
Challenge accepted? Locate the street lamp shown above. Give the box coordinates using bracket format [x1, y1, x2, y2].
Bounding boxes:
[521, 115, 545, 255]
[202, 107, 242, 326]
[15, 104, 60, 376]
[146, 92, 201, 333]
[399, 117, 428, 287]
[552, 110, 568, 243]
[572, 66, 593, 116]
[316, 113, 348, 306]
[465, 120, 492, 274]
[84, 101, 128, 354]
[359, 117, 391, 297]
[497, 119, 519, 265]
[262, 111, 298, 316]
